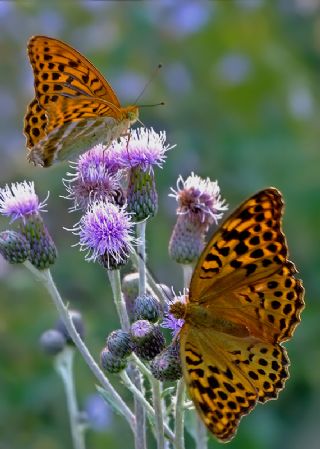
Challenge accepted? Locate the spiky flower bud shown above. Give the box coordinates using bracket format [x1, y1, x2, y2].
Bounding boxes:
[169, 173, 228, 264]
[134, 294, 162, 323]
[39, 329, 67, 355]
[150, 342, 182, 381]
[106, 329, 133, 359]
[127, 167, 158, 221]
[55, 310, 85, 344]
[169, 216, 206, 264]
[0, 181, 57, 270]
[100, 347, 127, 373]
[21, 215, 57, 269]
[131, 320, 166, 361]
[0, 230, 30, 264]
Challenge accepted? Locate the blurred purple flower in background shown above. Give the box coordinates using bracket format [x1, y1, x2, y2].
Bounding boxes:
[165, 1, 213, 37]
[164, 62, 192, 94]
[215, 52, 253, 86]
[84, 393, 113, 432]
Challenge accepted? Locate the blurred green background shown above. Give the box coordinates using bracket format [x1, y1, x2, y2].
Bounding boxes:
[0, 1, 319, 448]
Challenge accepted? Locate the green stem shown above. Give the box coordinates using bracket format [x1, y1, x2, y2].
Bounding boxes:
[108, 270, 130, 332]
[174, 379, 186, 449]
[137, 221, 147, 295]
[151, 379, 165, 449]
[55, 347, 86, 449]
[120, 371, 175, 443]
[24, 263, 135, 434]
[130, 249, 167, 307]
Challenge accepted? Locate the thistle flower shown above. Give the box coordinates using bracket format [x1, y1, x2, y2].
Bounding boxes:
[39, 329, 67, 356]
[0, 230, 30, 264]
[106, 329, 133, 359]
[100, 347, 127, 374]
[134, 294, 162, 323]
[111, 128, 174, 221]
[169, 173, 227, 264]
[0, 181, 57, 270]
[63, 144, 124, 211]
[150, 341, 182, 381]
[161, 293, 187, 337]
[71, 200, 135, 270]
[131, 320, 166, 361]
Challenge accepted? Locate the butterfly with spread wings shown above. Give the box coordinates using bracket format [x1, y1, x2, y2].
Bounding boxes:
[170, 187, 304, 441]
[24, 35, 139, 167]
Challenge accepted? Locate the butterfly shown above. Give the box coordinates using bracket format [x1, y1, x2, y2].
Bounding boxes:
[170, 188, 304, 442]
[24, 35, 139, 167]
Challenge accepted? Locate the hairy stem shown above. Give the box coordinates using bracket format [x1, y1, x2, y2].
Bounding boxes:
[108, 270, 130, 332]
[24, 263, 135, 434]
[174, 379, 186, 449]
[151, 379, 165, 449]
[55, 347, 86, 449]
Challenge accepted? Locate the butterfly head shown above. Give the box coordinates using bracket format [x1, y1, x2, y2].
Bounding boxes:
[123, 106, 139, 124]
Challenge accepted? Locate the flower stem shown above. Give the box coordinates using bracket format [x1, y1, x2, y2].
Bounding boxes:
[108, 268, 146, 449]
[55, 347, 86, 449]
[120, 371, 175, 442]
[174, 379, 186, 449]
[137, 221, 147, 295]
[151, 379, 165, 449]
[108, 269, 130, 332]
[24, 263, 136, 434]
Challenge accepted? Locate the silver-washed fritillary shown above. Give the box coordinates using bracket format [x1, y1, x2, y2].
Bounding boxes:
[170, 187, 304, 442]
[24, 35, 139, 167]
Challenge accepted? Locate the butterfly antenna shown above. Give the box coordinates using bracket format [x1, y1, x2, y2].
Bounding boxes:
[133, 63, 163, 105]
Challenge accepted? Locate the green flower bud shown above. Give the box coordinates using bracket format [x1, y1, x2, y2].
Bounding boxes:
[39, 329, 67, 356]
[0, 230, 30, 264]
[134, 294, 162, 323]
[106, 329, 133, 358]
[150, 342, 182, 381]
[127, 167, 158, 222]
[100, 347, 127, 373]
[131, 320, 165, 361]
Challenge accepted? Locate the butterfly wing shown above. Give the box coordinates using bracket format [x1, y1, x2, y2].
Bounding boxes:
[189, 188, 304, 344]
[182, 188, 304, 441]
[27, 35, 121, 105]
[180, 325, 289, 442]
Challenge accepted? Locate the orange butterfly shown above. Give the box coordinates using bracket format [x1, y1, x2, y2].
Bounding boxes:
[170, 188, 304, 441]
[24, 36, 139, 167]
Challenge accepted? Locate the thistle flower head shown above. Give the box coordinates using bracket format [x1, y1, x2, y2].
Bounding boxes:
[170, 172, 228, 226]
[0, 181, 47, 223]
[112, 127, 174, 173]
[39, 329, 67, 356]
[64, 144, 124, 211]
[131, 320, 166, 361]
[161, 292, 187, 337]
[150, 342, 182, 381]
[72, 200, 135, 269]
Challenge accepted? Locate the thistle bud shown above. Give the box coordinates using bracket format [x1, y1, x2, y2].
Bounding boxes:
[106, 329, 133, 359]
[100, 347, 127, 374]
[150, 342, 182, 381]
[0, 230, 30, 264]
[131, 320, 166, 361]
[39, 329, 67, 356]
[134, 294, 162, 323]
[127, 167, 158, 221]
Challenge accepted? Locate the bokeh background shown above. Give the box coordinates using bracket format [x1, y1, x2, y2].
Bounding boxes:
[0, 1, 319, 448]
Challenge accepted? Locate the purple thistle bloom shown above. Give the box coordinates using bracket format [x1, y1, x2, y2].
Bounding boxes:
[169, 172, 228, 226]
[0, 181, 47, 223]
[111, 127, 175, 173]
[84, 393, 113, 432]
[72, 200, 135, 267]
[63, 144, 124, 211]
[161, 293, 186, 337]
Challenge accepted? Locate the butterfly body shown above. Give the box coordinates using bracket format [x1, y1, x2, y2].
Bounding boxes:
[170, 188, 304, 442]
[24, 36, 139, 166]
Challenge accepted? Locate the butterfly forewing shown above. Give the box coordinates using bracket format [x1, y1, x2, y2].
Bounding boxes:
[180, 188, 304, 441]
[27, 35, 121, 104]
